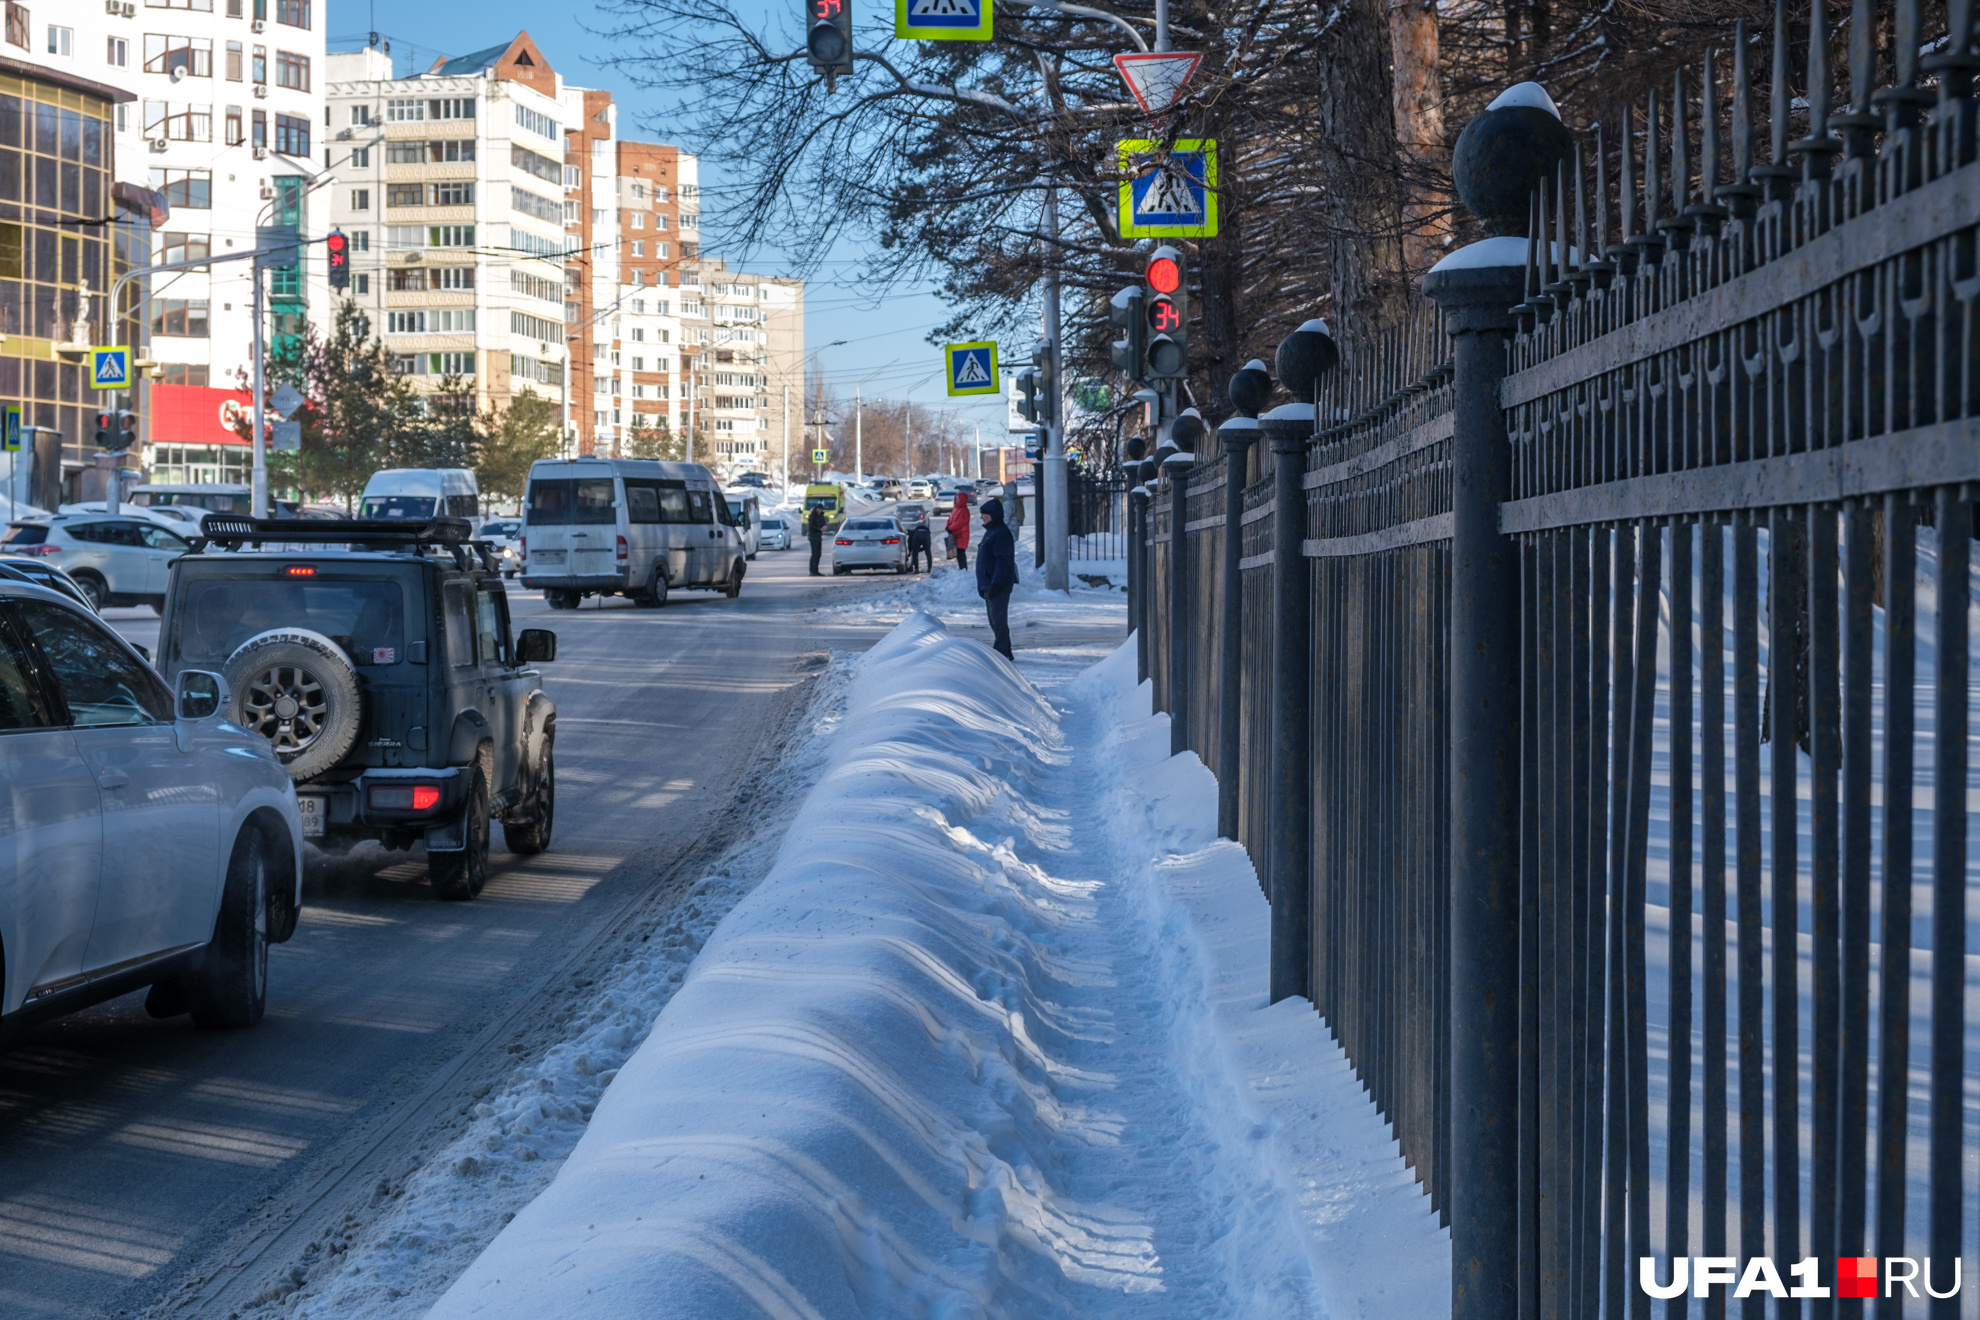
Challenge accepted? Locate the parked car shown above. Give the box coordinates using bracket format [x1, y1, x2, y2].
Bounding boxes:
[0, 578, 305, 1039]
[522, 459, 747, 609]
[731, 471, 775, 490]
[757, 514, 791, 551]
[157, 515, 558, 900]
[0, 516, 192, 612]
[905, 479, 935, 500]
[478, 519, 522, 578]
[0, 556, 100, 613]
[359, 469, 480, 522]
[832, 517, 910, 575]
[892, 502, 929, 532]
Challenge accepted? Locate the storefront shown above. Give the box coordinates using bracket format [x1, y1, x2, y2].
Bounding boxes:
[0, 57, 150, 503]
[144, 382, 253, 484]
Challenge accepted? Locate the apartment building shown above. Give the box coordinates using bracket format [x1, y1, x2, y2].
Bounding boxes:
[44, 0, 329, 484]
[324, 35, 570, 416]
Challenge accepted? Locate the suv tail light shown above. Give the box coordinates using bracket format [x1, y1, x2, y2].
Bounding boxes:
[616, 535, 628, 562]
[369, 784, 442, 811]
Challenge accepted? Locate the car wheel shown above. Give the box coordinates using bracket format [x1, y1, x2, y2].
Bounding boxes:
[503, 743, 554, 855]
[72, 572, 106, 612]
[637, 569, 668, 608]
[724, 561, 744, 599]
[431, 763, 490, 900]
[187, 827, 270, 1029]
[224, 629, 363, 782]
[833, 564, 849, 576]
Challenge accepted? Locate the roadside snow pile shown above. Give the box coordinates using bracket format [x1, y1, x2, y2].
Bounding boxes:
[429, 616, 1446, 1319]
[233, 656, 861, 1320]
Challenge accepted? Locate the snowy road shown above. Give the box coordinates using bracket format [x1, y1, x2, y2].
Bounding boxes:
[0, 548, 945, 1320]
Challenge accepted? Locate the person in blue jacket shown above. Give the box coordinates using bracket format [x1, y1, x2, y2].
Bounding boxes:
[974, 497, 1019, 660]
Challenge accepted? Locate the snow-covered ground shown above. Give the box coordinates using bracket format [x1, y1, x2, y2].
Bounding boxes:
[425, 615, 1447, 1319]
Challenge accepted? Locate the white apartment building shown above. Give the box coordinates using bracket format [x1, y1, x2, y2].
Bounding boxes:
[325, 35, 570, 416]
[50, 0, 329, 483]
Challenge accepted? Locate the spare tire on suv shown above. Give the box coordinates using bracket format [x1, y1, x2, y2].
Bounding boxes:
[223, 629, 363, 781]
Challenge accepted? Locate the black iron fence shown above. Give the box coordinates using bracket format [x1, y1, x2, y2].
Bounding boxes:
[1065, 465, 1130, 562]
[1133, 2, 1980, 1315]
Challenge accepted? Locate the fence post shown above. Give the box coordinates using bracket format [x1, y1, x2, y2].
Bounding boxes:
[1427, 80, 1563, 1306]
[1216, 406, 1262, 840]
[1259, 400, 1314, 1003]
[1131, 472, 1153, 684]
[1163, 447, 1194, 755]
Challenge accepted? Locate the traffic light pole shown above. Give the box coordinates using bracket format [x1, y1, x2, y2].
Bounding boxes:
[1041, 188, 1068, 592]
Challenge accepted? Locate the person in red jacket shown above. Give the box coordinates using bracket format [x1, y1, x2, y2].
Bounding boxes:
[944, 489, 973, 570]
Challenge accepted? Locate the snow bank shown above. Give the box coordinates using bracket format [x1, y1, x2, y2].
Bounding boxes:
[429, 617, 1446, 1319]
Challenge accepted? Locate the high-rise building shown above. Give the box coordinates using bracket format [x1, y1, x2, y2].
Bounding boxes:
[54, 0, 328, 487]
[324, 35, 571, 418]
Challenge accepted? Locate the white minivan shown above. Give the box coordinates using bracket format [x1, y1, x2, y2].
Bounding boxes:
[723, 490, 762, 560]
[358, 469, 480, 521]
[520, 459, 747, 609]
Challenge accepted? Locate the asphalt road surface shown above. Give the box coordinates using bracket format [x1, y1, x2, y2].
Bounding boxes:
[0, 544, 911, 1320]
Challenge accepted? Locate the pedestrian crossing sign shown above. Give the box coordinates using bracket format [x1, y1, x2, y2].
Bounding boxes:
[811, 447, 829, 463]
[1117, 139, 1218, 238]
[896, 0, 991, 41]
[3, 405, 18, 452]
[945, 341, 999, 397]
[89, 345, 131, 391]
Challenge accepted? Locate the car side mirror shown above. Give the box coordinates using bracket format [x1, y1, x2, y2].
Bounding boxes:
[176, 669, 227, 720]
[516, 628, 557, 664]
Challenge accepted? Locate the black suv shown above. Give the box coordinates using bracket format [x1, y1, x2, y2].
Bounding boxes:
[156, 517, 557, 899]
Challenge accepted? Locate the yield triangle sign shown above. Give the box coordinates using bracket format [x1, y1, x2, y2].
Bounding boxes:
[1113, 51, 1202, 114]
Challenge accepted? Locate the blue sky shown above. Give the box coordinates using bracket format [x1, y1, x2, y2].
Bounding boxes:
[326, 0, 1021, 440]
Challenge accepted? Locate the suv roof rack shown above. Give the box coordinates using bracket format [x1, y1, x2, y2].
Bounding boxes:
[194, 516, 476, 552]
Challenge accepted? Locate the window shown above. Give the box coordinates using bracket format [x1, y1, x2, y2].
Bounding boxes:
[226, 0, 239, 13]
[275, 0, 308, 27]
[4, 4, 26, 51]
[563, 165, 581, 188]
[387, 97, 424, 122]
[143, 34, 211, 76]
[387, 139, 475, 164]
[350, 187, 369, 210]
[631, 356, 644, 370]
[251, 44, 265, 84]
[428, 97, 474, 121]
[427, 224, 474, 247]
[513, 103, 554, 139]
[225, 39, 240, 80]
[385, 311, 422, 333]
[510, 188, 559, 223]
[434, 266, 473, 289]
[386, 225, 423, 249]
[510, 311, 562, 343]
[630, 241, 642, 258]
[274, 112, 308, 155]
[429, 181, 472, 206]
[631, 327, 644, 342]
[654, 243, 668, 258]
[353, 273, 369, 294]
[145, 101, 213, 141]
[44, 22, 68, 56]
[349, 147, 368, 167]
[386, 309, 476, 334]
[152, 298, 209, 336]
[630, 212, 643, 230]
[351, 104, 371, 125]
[387, 268, 424, 291]
[650, 213, 668, 231]
[631, 384, 644, 399]
[275, 50, 309, 91]
[352, 230, 369, 251]
[160, 232, 209, 266]
[224, 104, 241, 143]
[149, 168, 211, 208]
[631, 183, 644, 200]
[146, 0, 216, 9]
[631, 299, 644, 314]
[107, 35, 128, 67]
[15, 600, 171, 728]
[391, 354, 419, 375]
[511, 144, 559, 184]
[428, 351, 473, 376]
[250, 108, 265, 148]
[386, 183, 421, 208]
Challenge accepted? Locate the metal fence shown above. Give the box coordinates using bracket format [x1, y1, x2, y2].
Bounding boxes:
[1065, 466, 1129, 561]
[1131, 1, 1980, 1314]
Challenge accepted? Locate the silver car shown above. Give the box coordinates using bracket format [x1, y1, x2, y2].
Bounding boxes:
[0, 580, 304, 1039]
[831, 517, 910, 575]
[0, 515, 191, 612]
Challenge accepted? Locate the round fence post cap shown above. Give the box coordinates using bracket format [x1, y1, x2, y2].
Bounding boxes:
[1229, 359, 1273, 417]
[1276, 322, 1338, 402]
[1451, 82, 1572, 236]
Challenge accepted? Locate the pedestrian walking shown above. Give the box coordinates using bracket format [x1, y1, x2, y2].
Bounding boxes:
[945, 489, 973, 571]
[975, 496, 1018, 661]
[907, 519, 932, 573]
[806, 505, 827, 576]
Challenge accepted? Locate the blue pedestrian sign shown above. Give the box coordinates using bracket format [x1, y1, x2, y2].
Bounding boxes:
[88, 345, 131, 391]
[944, 341, 999, 397]
[1118, 139, 1219, 239]
[3, 405, 18, 452]
[896, 0, 991, 41]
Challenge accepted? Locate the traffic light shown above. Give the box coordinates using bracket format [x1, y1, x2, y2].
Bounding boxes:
[1142, 245, 1187, 380]
[1030, 341, 1057, 424]
[326, 228, 350, 290]
[93, 409, 137, 451]
[806, 0, 853, 81]
[1015, 366, 1039, 423]
[1109, 285, 1146, 382]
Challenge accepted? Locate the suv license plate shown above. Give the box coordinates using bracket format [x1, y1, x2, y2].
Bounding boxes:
[296, 794, 325, 838]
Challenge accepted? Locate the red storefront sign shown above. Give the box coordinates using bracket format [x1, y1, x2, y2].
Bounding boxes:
[149, 384, 253, 447]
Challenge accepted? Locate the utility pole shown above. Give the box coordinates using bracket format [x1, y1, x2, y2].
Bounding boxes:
[1041, 188, 1068, 591]
[855, 387, 863, 483]
[905, 392, 913, 478]
[250, 251, 268, 517]
[781, 382, 790, 492]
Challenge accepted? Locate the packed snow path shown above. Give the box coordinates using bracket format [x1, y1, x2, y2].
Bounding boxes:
[430, 615, 1446, 1318]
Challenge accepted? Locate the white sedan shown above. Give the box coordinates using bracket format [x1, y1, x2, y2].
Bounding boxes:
[758, 514, 792, 551]
[831, 517, 911, 574]
[0, 579, 304, 1040]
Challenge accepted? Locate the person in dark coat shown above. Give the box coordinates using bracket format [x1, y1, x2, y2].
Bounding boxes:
[806, 505, 827, 576]
[974, 497, 1019, 660]
[907, 518, 932, 573]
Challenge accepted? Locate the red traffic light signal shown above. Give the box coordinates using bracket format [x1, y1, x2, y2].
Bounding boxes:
[326, 229, 350, 290]
[1145, 248, 1181, 294]
[93, 409, 138, 451]
[1146, 295, 1182, 334]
